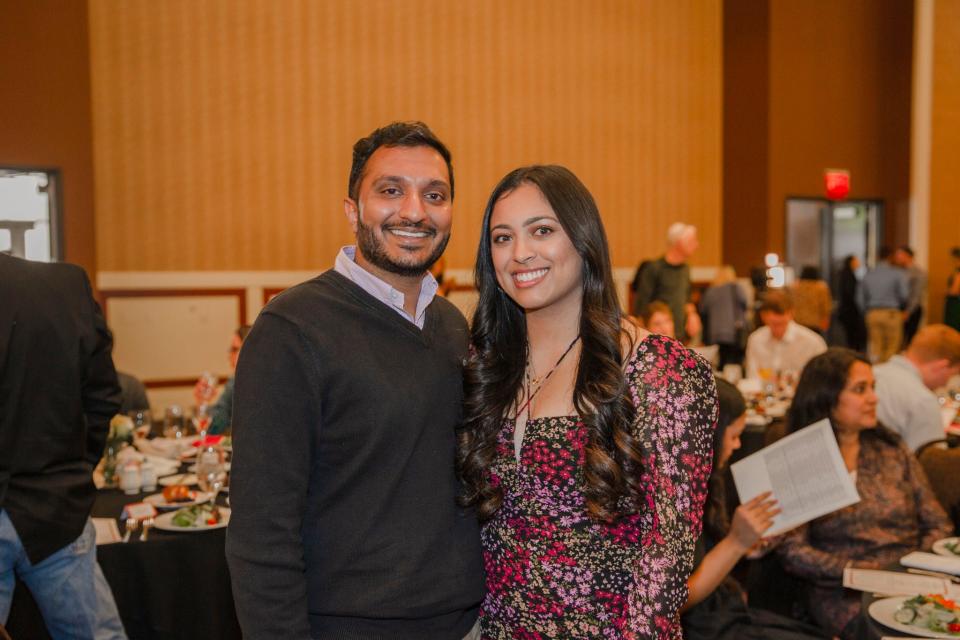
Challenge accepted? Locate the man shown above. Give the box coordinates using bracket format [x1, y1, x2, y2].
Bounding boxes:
[0, 254, 126, 639]
[744, 290, 827, 379]
[875, 324, 960, 451]
[631, 222, 702, 342]
[894, 245, 928, 349]
[226, 122, 484, 640]
[859, 247, 909, 363]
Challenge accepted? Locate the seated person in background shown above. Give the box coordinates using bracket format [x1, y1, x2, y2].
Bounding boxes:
[744, 291, 826, 379]
[639, 300, 676, 338]
[874, 324, 960, 451]
[776, 348, 952, 640]
[117, 370, 150, 415]
[194, 325, 250, 435]
[682, 378, 826, 640]
[789, 266, 832, 336]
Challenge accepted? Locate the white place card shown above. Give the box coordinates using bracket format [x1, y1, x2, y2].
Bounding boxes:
[843, 568, 948, 596]
[121, 502, 158, 521]
[901, 551, 960, 576]
[92, 518, 121, 545]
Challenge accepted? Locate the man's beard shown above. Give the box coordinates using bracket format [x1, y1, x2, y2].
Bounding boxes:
[356, 218, 450, 278]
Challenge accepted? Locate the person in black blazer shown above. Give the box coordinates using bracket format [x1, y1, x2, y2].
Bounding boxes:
[0, 253, 127, 639]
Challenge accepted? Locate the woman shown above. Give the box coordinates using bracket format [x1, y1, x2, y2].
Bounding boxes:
[682, 378, 826, 640]
[776, 348, 951, 639]
[639, 300, 676, 338]
[459, 165, 717, 639]
[837, 256, 865, 352]
[789, 266, 831, 336]
[698, 266, 748, 369]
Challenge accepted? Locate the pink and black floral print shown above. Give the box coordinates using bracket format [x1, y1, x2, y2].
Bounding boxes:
[480, 334, 718, 639]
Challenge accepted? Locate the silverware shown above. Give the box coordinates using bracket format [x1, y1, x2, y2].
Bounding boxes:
[139, 517, 154, 542]
[906, 567, 960, 583]
[122, 518, 139, 543]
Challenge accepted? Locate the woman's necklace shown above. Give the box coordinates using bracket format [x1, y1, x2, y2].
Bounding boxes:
[515, 335, 581, 418]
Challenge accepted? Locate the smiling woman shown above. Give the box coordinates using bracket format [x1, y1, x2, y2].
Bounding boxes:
[459, 165, 718, 639]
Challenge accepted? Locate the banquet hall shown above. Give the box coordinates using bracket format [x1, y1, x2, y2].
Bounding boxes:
[2, 1, 960, 639]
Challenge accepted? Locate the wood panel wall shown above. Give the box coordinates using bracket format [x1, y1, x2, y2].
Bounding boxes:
[723, 0, 914, 272]
[927, 0, 960, 323]
[88, 0, 722, 273]
[0, 0, 97, 275]
[766, 0, 913, 254]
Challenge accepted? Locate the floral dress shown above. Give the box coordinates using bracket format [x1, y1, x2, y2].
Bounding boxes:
[480, 335, 718, 639]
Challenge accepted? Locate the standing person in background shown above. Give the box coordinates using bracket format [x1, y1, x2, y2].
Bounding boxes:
[837, 255, 866, 352]
[699, 265, 748, 369]
[790, 266, 831, 337]
[632, 222, 702, 343]
[0, 254, 127, 639]
[226, 121, 483, 640]
[944, 247, 960, 331]
[859, 247, 909, 363]
[193, 325, 251, 435]
[894, 246, 927, 349]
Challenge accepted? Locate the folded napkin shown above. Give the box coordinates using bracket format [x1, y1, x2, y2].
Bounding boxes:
[134, 437, 186, 459]
[191, 435, 224, 448]
[901, 551, 960, 575]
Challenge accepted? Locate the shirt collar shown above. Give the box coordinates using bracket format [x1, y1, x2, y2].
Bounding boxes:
[888, 354, 922, 381]
[334, 246, 438, 326]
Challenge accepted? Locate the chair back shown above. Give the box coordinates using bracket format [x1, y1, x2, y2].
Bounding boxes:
[918, 440, 960, 533]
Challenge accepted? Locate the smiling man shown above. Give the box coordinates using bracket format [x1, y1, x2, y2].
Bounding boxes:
[226, 122, 484, 640]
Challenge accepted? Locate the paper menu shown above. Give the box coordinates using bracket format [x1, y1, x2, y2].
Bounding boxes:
[731, 418, 860, 536]
[843, 568, 949, 596]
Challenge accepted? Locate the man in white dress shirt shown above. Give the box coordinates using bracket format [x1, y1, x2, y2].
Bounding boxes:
[744, 290, 827, 379]
[874, 324, 960, 451]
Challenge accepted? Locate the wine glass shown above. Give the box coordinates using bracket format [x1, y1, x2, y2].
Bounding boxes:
[129, 409, 152, 439]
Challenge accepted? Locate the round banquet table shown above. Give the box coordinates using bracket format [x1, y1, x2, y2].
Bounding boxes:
[5, 485, 241, 640]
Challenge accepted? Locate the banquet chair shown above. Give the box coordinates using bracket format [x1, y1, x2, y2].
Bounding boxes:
[917, 440, 960, 534]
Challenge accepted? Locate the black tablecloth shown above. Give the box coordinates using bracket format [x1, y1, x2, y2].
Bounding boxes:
[6, 486, 241, 640]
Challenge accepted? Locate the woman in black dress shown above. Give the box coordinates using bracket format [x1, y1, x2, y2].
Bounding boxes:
[681, 378, 828, 640]
[837, 255, 866, 352]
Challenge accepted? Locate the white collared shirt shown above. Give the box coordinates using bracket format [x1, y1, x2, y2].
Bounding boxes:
[874, 355, 944, 451]
[333, 246, 438, 329]
[744, 320, 827, 379]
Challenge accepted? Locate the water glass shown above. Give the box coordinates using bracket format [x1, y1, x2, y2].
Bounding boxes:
[163, 405, 185, 440]
[196, 445, 227, 494]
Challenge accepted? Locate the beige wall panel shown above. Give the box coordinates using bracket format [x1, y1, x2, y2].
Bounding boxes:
[928, 0, 960, 323]
[89, 0, 721, 273]
[146, 387, 197, 414]
[107, 295, 241, 381]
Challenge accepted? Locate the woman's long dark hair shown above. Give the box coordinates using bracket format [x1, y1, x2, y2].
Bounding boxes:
[458, 165, 642, 522]
[787, 347, 899, 444]
[703, 377, 746, 541]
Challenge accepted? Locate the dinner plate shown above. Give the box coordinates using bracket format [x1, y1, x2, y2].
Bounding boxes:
[868, 596, 959, 638]
[143, 490, 212, 510]
[154, 507, 230, 532]
[158, 473, 197, 487]
[933, 537, 960, 558]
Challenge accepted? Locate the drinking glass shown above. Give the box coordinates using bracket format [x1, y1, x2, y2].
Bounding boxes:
[196, 444, 227, 494]
[129, 409, 152, 439]
[163, 405, 185, 440]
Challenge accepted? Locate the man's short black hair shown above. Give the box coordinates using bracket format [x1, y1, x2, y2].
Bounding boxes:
[347, 121, 454, 202]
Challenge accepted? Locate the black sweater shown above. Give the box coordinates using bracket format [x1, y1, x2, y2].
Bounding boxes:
[226, 271, 484, 640]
